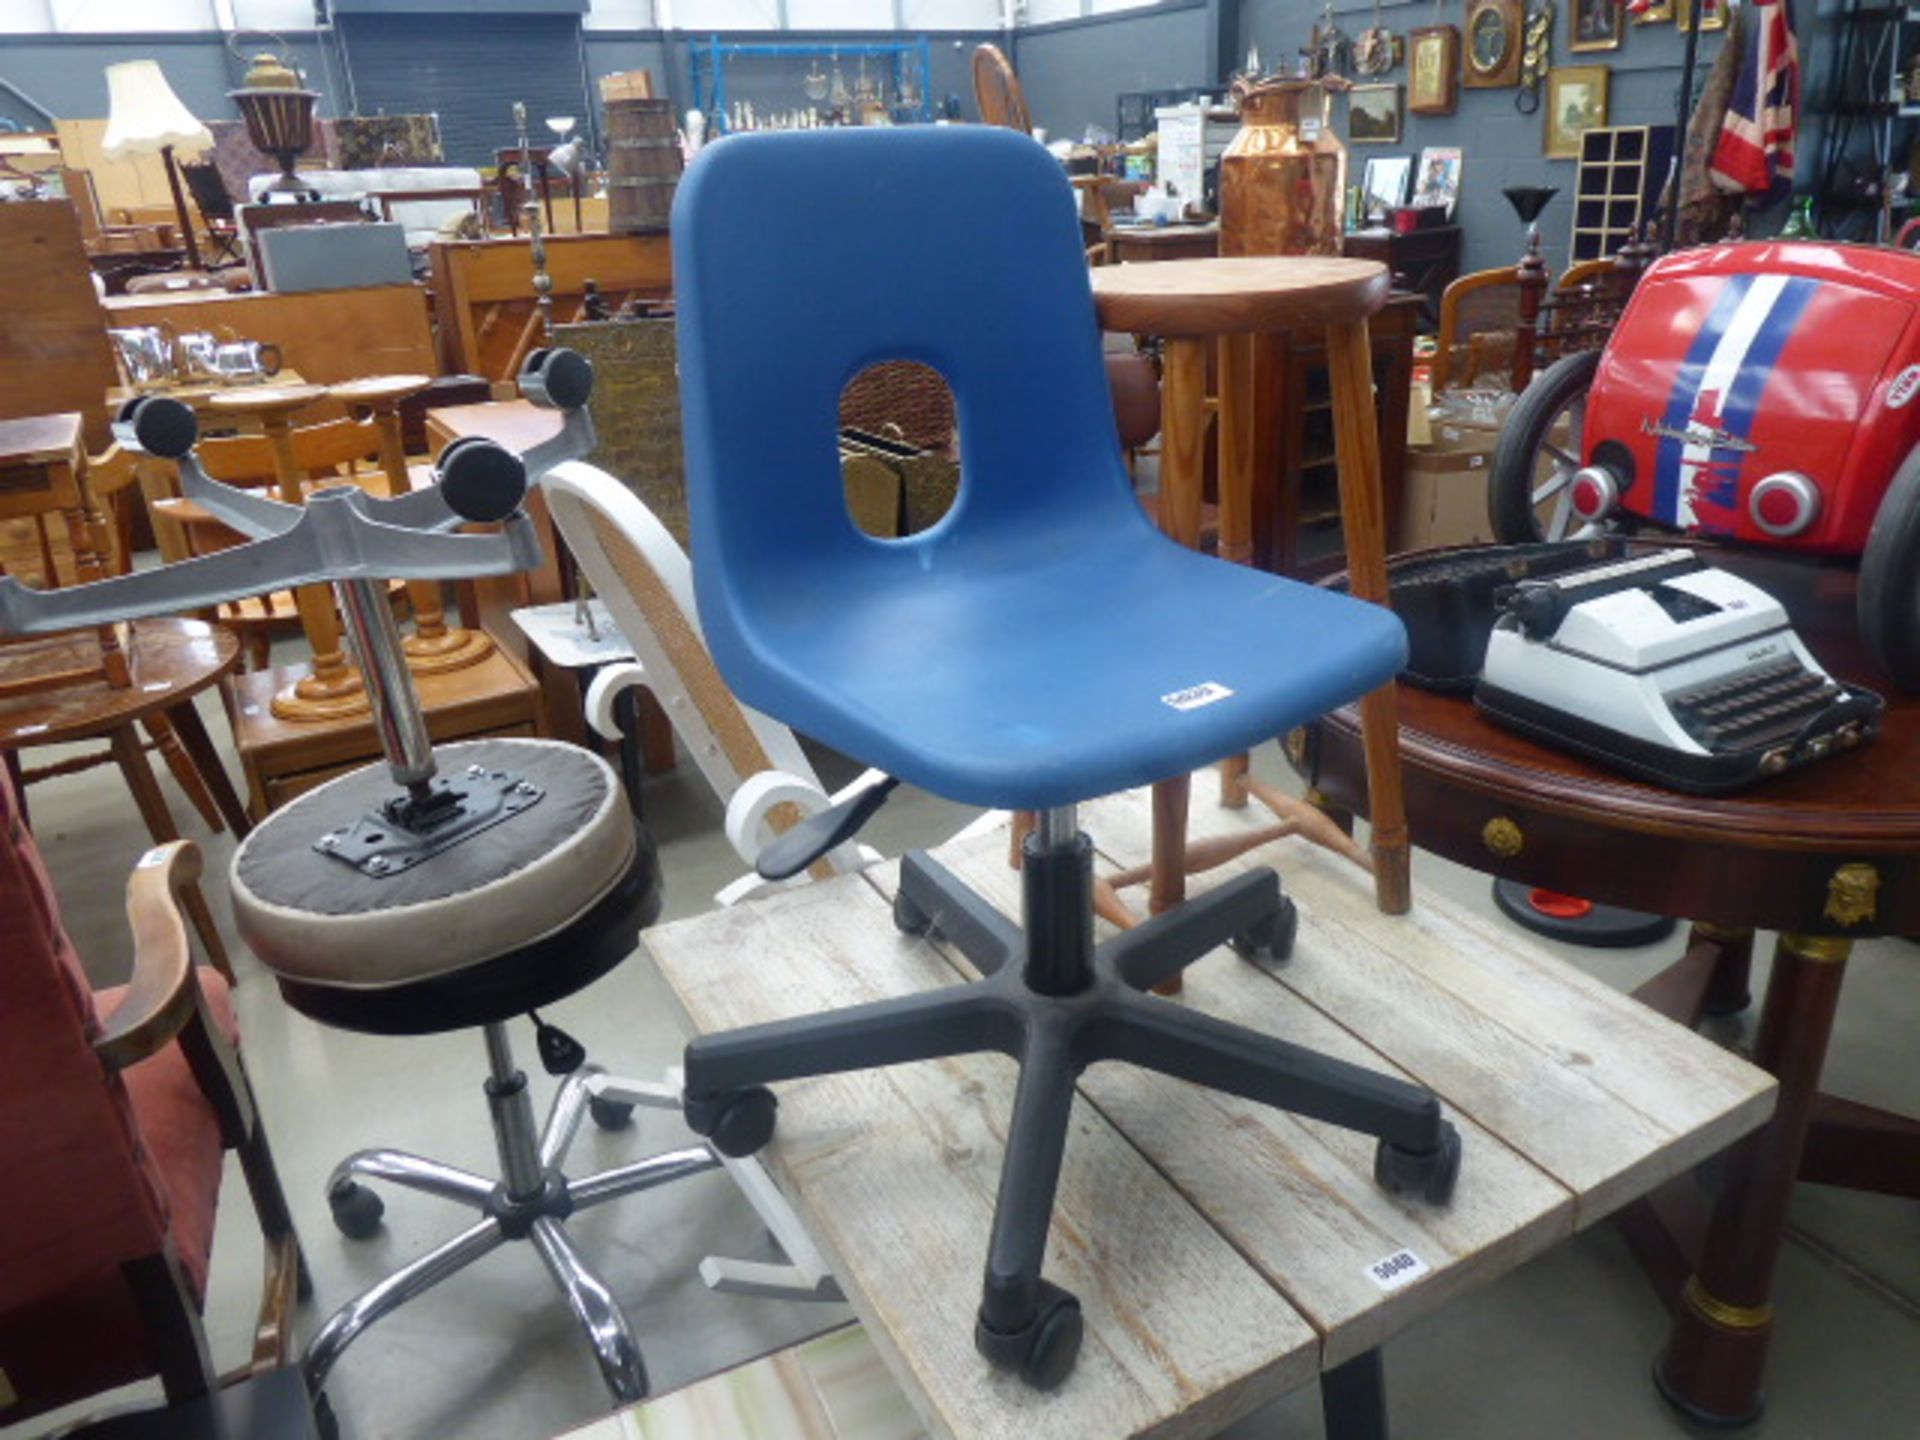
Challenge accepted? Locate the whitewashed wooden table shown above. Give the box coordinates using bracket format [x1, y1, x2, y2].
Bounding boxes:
[645, 790, 1775, 1440]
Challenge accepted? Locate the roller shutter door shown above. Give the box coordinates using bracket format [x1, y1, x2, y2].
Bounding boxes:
[337, 13, 592, 169]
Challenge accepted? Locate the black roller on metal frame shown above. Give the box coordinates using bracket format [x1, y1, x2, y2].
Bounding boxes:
[520, 346, 596, 412]
[437, 438, 529, 524]
[115, 394, 199, 461]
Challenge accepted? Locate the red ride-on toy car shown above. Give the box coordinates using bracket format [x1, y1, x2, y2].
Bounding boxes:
[1489, 241, 1920, 686]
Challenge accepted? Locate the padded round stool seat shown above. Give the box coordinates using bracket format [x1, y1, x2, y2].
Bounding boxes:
[231, 738, 659, 1035]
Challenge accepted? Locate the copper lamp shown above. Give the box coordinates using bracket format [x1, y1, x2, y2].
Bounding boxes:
[228, 48, 320, 198]
[102, 59, 212, 271]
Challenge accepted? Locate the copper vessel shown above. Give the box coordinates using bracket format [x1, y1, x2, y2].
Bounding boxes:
[1220, 78, 1348, 257]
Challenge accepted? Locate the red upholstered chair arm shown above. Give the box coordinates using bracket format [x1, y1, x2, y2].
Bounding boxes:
[93, 842, 254, 1147]
[94, 843, 203, 1072]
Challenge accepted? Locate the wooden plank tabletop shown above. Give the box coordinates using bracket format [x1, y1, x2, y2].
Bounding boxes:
[646, 792, 1774, 1440]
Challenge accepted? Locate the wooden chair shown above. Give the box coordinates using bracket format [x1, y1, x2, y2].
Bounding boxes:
[972, 44, 1033, 134]
[0, 793, 305, 1428]
[1430, 264, 1522, 391]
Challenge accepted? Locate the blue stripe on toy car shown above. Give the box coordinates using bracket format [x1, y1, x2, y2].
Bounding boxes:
[1711, 276, 1819, 512]
[1655, 274, 1755, 522]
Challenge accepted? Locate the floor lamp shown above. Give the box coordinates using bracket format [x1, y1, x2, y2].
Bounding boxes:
[102, 60, 211, 272]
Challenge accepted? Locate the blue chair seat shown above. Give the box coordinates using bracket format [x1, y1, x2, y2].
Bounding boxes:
[723, 523, 1406, 811]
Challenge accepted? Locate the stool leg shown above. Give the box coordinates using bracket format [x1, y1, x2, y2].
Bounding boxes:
[1138, 335, 1211, 988]
[529, 1217, 649, 1402]
[165, 698, 252, 838]
[1217, 331, 1258, 811]
[1325, 318, 1410, 914]
[304, 1219, 507, 1392]
[111, 723, 233, 980]
[142, 714, 224, 834]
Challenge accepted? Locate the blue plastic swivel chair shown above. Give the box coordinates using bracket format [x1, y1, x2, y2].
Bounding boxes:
[673, 127, 1461, 1389]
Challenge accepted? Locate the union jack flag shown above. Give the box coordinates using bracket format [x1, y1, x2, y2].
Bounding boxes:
[1710, 0, 1800, 197]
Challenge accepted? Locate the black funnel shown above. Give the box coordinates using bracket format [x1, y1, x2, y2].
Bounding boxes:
[1503, 185, 1558, 224]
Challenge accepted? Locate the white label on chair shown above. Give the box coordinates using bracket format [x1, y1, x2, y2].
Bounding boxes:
[1364, 1248, 1429, 1292]
[1161, 681, 1234, 712]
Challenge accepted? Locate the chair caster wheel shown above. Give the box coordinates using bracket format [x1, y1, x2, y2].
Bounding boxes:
[894, 888, 932, 937]
[328, 1181, 385, 1239]
[975, 1280, 1083, 1390]
[589, 1094, 635, 1131]
[1229, 895, 1298, 963]
[1374, 1119, 1462, 1205]
[687, 1086, 778, 1157]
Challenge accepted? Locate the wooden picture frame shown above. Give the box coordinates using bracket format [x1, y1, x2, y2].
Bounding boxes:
[1464, 0, 1524, 88]
[1571, 0, 1625, 51]
[1546, 65, 1611, 159]
[1409, 26, 1462, 115]
[1348, 84, 1403, 145]
[1678, 0, 1728, 32]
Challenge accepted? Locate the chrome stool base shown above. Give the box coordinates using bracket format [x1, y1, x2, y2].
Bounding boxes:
[302, 1021, 839, 1406]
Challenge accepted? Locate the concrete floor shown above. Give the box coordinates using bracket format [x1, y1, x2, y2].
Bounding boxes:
[10, 688, 1920, 1440]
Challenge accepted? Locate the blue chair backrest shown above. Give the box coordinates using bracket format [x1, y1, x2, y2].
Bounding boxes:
[672, 127, 1148, 677]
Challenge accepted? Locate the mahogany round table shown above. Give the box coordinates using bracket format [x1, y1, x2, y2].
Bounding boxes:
[1298, 546, 1920, 1425]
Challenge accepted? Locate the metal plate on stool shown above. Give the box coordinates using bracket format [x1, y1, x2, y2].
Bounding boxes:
[316, 765, 545, 878]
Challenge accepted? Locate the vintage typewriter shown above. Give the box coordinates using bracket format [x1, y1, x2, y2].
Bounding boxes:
[1473, 549, 1883, 792]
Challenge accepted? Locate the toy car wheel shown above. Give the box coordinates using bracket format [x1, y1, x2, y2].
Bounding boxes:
[1858, 442, 1920, 688]
[1489, 350, 1611, 543]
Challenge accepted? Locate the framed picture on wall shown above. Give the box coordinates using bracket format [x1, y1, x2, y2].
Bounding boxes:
[1678, 0, 1728, 32]
[1570, 0, 1625, 51]
[1633, 0, 1674, 23]
[1415, 146, 1464, 217]
[1409, 26, 1461, 115]
[1349, 84, 1403, 145]
[1546, 65, 1611, 158]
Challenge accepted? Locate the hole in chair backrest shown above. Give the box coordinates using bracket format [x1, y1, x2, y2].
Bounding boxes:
[838, 361, 959, 539]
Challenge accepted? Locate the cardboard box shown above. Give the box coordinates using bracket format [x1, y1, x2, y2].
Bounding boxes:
[1396, 421, 1500, 552]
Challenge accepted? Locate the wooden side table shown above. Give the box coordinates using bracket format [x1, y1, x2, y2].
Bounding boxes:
[1343, 224, 1462, 326]
[0, 413, 130, 694]
[1296, 546, 1920, 1425]
[647, 796, 1773, 1440]
[1102, 222, 1221, 264]
[1090, 257, 1411, 926]
[203, 385, 366, 722]
[0, 619, 247, 977]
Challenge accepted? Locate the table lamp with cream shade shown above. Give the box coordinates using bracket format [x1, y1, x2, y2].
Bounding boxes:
[102, 59, 211, 271]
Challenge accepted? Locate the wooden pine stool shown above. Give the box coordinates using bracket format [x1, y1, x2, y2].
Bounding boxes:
[329, 374, 495, 675]
[1087, 258, 1411, 958]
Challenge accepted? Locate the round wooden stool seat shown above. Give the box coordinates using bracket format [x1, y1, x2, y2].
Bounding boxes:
[328, 374, 433, 410]
[203, 383, 330, 419]
[1088, 257, 1389, 336]
[231, 738, 658, 1035]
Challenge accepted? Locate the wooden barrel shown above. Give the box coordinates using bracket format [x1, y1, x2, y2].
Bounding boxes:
[606, 98, 682, 235]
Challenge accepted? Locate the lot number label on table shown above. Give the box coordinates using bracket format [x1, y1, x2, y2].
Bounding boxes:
[1364, 1248, 1430, 1292]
